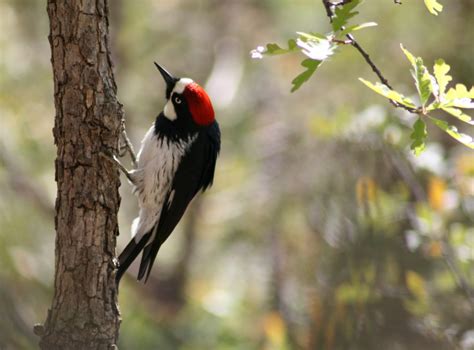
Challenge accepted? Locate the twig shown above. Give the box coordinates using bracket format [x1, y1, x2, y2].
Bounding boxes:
[322, 0, 419, 114]
[348, 35, 418, 113]
[322, 0, 334, 18]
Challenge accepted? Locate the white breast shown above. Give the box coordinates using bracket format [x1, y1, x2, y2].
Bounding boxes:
[130, 125, 196, 243]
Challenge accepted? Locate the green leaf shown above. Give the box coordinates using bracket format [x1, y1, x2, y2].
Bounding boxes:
[429, 116, 474, 149]
[265, 40, 298, 55]
[288, 39, 297, 50]
[410, 118, 428, 156]
[339, 22, 378, 37]
[424, 0, 443, 15]
[433, 59, 452, 97]
[332, 0, 362, 32]
[251, 39, 298, 58]
[265, 43, 287, 55]
[401, 45, 433, 106]
[291, 59, 321, 92]
[359, 78, 417, 108]
[442, 107, 474, 125]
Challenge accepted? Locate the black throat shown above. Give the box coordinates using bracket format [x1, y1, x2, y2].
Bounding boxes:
[154, 112, 200, 143]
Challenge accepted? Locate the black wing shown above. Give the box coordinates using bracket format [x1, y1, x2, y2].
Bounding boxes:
[137, 122, 221, 282]
[200, 122, 221, 191]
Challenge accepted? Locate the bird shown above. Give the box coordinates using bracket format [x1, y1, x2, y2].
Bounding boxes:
[114, 63, 220, 284]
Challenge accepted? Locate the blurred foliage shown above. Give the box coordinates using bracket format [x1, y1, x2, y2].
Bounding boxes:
[0, 0, 473, 349]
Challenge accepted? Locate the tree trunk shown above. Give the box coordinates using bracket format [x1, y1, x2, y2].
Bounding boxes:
[39, 0, 122, 348]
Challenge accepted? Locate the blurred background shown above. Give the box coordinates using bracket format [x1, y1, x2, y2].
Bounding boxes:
[1, 0, 473, 349]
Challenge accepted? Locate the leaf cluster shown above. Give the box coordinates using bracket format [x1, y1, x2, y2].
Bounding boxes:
[250, 0, 376, 92]
[361, 46, 474, 153]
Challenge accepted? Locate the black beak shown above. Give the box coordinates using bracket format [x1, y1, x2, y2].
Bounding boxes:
[154, 62, 177, 90]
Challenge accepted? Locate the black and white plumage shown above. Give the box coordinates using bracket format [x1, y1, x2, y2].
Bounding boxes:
[116, 63, 220, 283]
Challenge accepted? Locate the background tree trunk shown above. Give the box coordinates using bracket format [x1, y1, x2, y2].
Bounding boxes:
[39, 0, 122, 348]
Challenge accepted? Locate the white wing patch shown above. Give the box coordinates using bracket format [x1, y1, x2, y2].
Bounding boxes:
[130, 125, 197, 243]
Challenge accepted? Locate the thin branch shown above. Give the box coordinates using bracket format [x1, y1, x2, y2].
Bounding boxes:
[322, 0, 418, 114]
[322, 0, 334, 18]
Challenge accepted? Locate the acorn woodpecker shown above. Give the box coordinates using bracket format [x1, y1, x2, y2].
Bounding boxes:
[115, 63, 220, 283]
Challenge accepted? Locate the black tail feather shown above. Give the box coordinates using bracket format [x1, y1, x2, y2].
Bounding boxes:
[116, 234, 149, 284]
[137, 241, 162, 283]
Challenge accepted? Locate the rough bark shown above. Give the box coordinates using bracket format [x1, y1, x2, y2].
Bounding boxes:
[39, 0, 122, 348]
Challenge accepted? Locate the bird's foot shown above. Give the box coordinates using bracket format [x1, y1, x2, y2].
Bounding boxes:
[119, 124, 138, 167]
[100, 150, 135, 184]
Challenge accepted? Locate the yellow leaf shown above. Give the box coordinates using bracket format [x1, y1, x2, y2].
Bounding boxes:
[428, 176, 446, 211]
[424, 0, 443, 15]
[359, 78, 416, 108]
[356, 176, 378, 205]
[433, 59, 452, 96]
[446, 84, 472, 100]
[406, 271, 428, 300]
[263, 312, 286, 346]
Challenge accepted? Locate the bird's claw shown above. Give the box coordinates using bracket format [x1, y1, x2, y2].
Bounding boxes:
[100, 150, 135, 184]
[118, 141, 128, 158]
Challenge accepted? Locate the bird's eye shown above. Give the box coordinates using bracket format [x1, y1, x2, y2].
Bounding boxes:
[174, 95, 182, 104]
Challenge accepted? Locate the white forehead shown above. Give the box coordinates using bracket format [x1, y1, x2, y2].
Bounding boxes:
[173, 78, 194, 94]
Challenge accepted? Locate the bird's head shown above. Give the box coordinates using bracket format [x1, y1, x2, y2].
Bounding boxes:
[155, 62, 215, 127]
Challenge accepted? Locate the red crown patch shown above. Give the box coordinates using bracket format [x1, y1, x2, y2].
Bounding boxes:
[184, 83, 215, 126]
